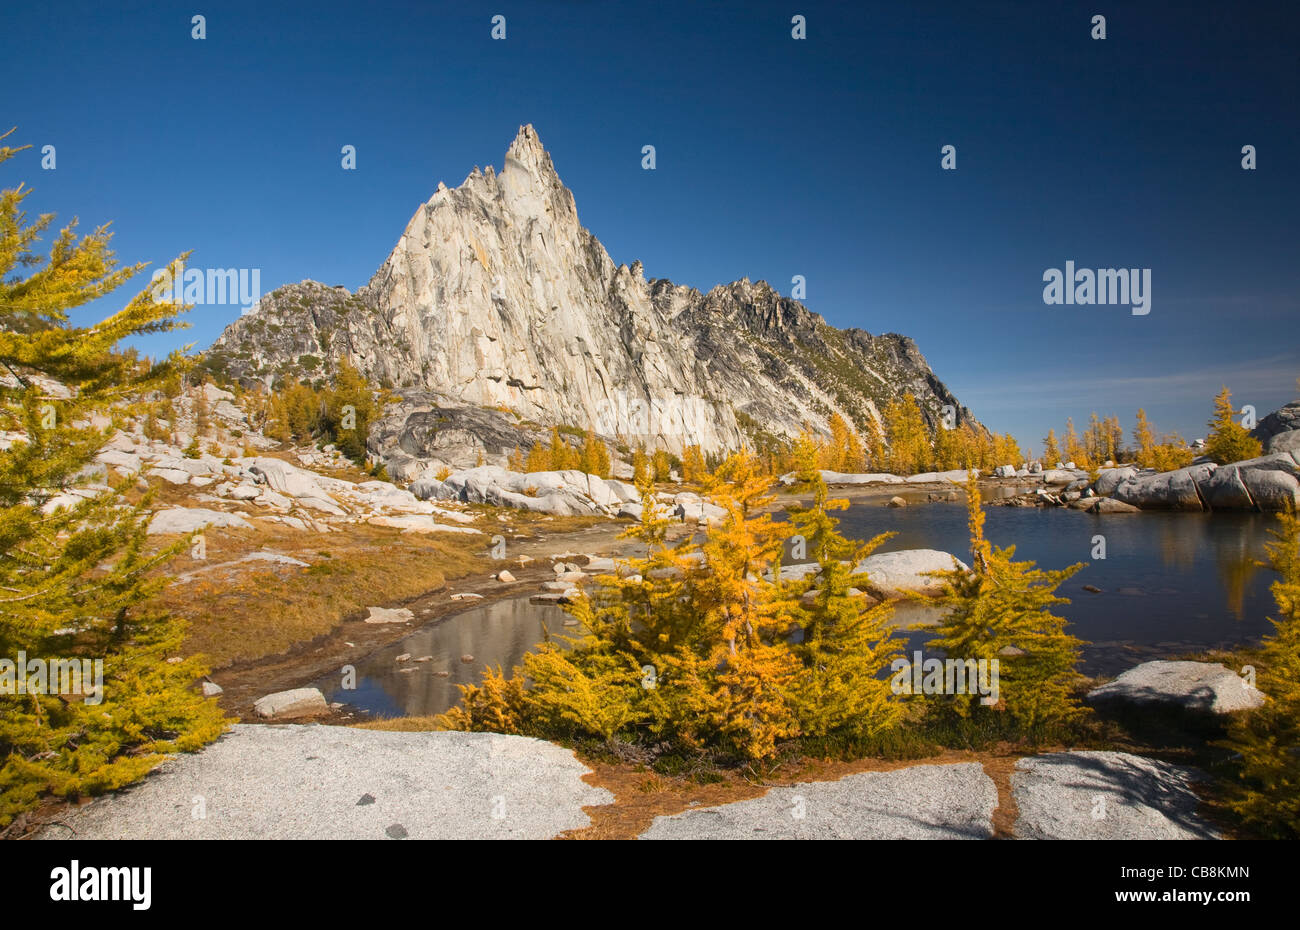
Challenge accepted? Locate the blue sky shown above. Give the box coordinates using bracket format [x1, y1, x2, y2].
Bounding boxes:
[3, 0, 1297, 454]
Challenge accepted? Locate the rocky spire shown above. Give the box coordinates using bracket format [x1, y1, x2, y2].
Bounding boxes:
[497, 124, 572, 221]
[210, 125, 979, 455]
[502, 125, 559, 186]
[505, 124, 547, 168]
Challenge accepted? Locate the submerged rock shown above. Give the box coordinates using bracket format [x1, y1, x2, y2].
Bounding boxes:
[1086, 497, 1140, 514]
[363, 606, 415, 624]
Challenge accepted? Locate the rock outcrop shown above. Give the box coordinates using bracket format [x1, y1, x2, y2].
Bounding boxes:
[777, 469, 906, 487]
[208, 125, 977, 465]
[412, 464, 734, 524]
[1201, 453, 1300, 511]
[1267, 429, 1300, 456]
[1249, 399, 1300, 457]
[1104, 454, 1299, 512]
[1087, 660, 1265, 714]
[1112, 463, 1217, 511]
[252, 687, 328, 719]
[414, 465, 638, 517]
[638, 754, 1214, 839]
[640, 763, 997, 840]
[80, 383, 484, 536]
[39, 725, 612, 840]
[147, 508, 254, 535]
[854, 549, 968, 598]
[1011, 751, 1217, 840]
[1092, 466, 1138, 496]
[1252, 400, 1300, 446]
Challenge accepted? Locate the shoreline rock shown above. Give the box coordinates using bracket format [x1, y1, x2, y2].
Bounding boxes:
[1086, 660, 1265, 714]
[854, 549, 968, 599]
[252, 687, 328, 719]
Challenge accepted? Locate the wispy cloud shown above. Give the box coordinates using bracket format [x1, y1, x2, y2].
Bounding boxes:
[955, 355, 1299, 410]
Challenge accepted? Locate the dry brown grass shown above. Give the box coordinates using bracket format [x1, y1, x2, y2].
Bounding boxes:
[353, 715, 446, 732]
[131, 463, 610, 670]
[499, 511, 614, 536]
[151, 521, 484, 667]
[559, 748, 1022, 840]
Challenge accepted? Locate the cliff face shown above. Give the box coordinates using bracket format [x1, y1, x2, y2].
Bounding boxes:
[209, 125, 978, 456]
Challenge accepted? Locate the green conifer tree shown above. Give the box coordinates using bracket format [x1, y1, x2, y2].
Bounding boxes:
[631, 447, 651, 486]
[1219, 512, 1300, 837]
[0, 131, 225, 828]
[926, 473, 1088, 741]
[577, 429, 611, 478]
[1204, 386, 1262, 465]
[324, 359, 376, 462]
[1043, 428, 1061, 465]
[524, 440, 549, 472]
[680, 444, 707, 484]
[782, 434, 903, 741]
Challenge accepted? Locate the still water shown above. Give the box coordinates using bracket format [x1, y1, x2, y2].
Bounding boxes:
[840, 502, 1280, 675]
[316, 598, 570, 719]
[325, 503, 1282, 718]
